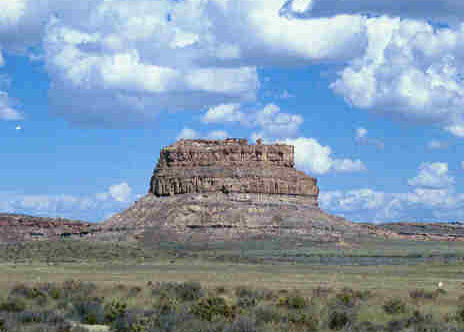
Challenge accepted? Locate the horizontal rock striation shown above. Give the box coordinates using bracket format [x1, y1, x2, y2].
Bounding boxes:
[149, 139, 319, 204]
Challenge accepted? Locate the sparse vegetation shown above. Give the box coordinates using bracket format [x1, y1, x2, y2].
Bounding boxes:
[0, 279, 461, 331]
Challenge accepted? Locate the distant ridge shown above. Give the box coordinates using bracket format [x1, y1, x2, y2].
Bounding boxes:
[0, 213, 95, 243]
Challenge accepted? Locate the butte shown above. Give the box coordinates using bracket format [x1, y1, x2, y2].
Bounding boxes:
[102, 139, 364, 244]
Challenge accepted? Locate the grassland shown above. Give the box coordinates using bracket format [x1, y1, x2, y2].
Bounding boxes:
[0, 237, 464, 331]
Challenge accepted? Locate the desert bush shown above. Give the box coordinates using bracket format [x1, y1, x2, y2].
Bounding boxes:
[0, 297, 26, 312]
[277, 293, 307, 309]
[253, 306, 281, 325]
[152, 282, 204, 302]
[385, 319, 408, 332]
[10, 284, 48, 305]
[224, 316, 258, 332]
[191, 296, 236, 321]
[154, 294, 179, 315]
[72, 300, 105, 325]
[287, 311, 319, 331]
[382, 298, 406, 315]
[38, 283, 61, 300]
[104, 299, 127, 323]
[335, 292, 358, 309]
[237, 296, 258, 309]
[62, 280, 97, 300]
[354, 321, 384, 332]
[18, 310, 45, 324]
[328, 309, 351, 331]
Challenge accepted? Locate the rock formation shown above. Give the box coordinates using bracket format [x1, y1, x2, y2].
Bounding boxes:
[0, 213, 95, 243]
[102, 138, 360, 244]
[149, 139, 319, 205]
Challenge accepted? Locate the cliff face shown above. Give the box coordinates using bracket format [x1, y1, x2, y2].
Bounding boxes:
[149, 139, 319, 204]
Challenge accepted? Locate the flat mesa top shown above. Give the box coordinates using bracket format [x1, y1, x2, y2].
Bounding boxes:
[167, 138, 291, 149]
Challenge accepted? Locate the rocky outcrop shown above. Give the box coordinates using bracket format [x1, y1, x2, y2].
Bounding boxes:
[0, 213, 97, 243]
[149, 139, 319, 205]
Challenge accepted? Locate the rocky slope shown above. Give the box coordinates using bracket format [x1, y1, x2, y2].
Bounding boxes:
[0, 213, 96, 243]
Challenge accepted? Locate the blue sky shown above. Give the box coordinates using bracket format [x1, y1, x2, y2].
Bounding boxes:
[1, 0, 464, 223]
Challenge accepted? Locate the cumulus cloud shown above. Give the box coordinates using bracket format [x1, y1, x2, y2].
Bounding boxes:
[321, 162, 464, 222]
[202, 103, 244, 124]
[280, 137, 366, 174]
[255, 104, 303, 138]
[408, 162, 454, 189]
[0, 0, 371, 126]
[0, 182, 137, 222]
[0, 92, 23, 120]
[203, 103, 304, 140]
[108, 182, 132, 203]
[177, 127, 198, 140]
[332, 17, 464, 137]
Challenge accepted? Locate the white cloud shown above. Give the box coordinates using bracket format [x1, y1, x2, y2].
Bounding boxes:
[108, 182, 132, 203]
[355, 127, 368, 139]
[202, 103, 244, 124]
[332, 17, 464, 137]
[255, 104, 303, 138]
[207, 130, 229, 140]
[0, 51, 4, 67]
[354, 126, 384, 149]
[332, 159, 367, 173]
[408, 162, 454, 189]
[177, 127, 198, 140]
[0, 182, 137, 222]
[281, 137, 366, 174]
[0, 92, 23, 120]
[320, 162, 464, 222]
[0, 0, 370, 126]
[15, 125, 22, 131]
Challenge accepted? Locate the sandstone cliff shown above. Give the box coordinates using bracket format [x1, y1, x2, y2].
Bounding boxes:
[149, 139, 319, 205]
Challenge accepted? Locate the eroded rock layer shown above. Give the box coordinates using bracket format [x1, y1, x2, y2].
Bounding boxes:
[149, 139, 319, 202]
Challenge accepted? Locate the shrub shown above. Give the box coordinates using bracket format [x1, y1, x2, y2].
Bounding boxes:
[277, 293, 307, 309]
[328, 309, 351, 331]
[382, 298, 406, 315]
[335, 292, 358, 308]
[153, 282, 204, 302]
[253, 306, 281, 325]
[104, 299, 127, 323]
[0, 297, 26, 312]
[175, 282, 203, 301]
[191, 296, 236, 321]
[18, 310, 45, 324]
[154, 294, 178, 315]
[237, 297, 258, 309]
[288, 311, 319, 331]
[73, 300, 105, 325]
[224, 316, 258, 332]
